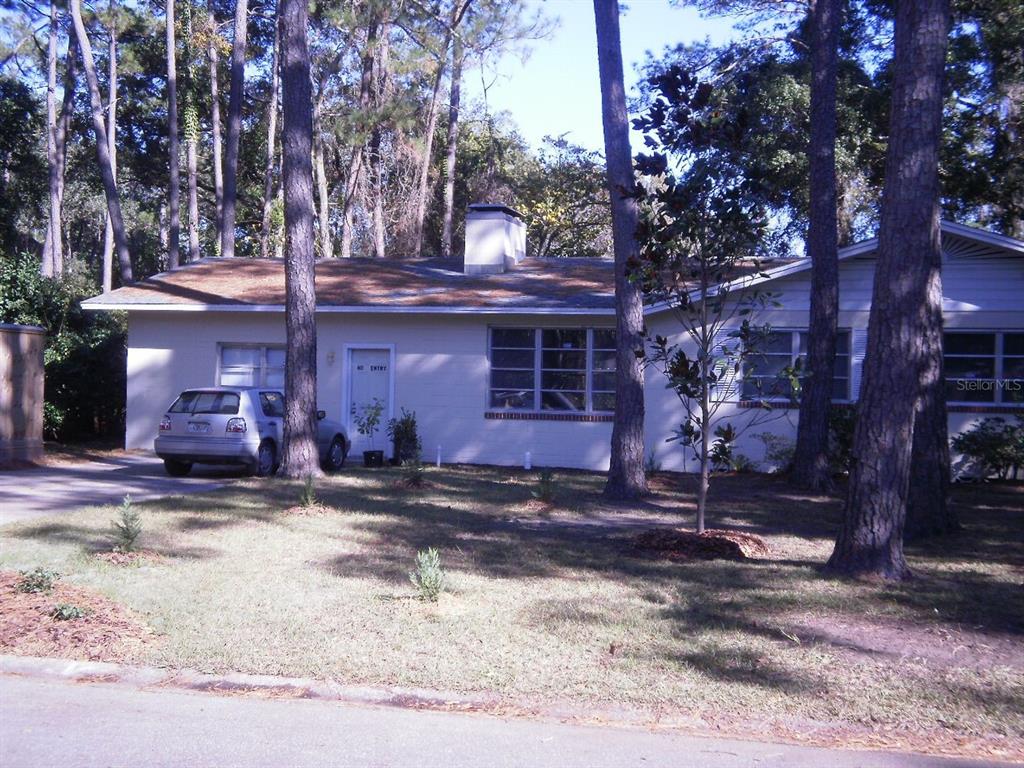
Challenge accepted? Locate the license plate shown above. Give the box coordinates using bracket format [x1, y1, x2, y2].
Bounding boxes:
[187, 422, 210, 434]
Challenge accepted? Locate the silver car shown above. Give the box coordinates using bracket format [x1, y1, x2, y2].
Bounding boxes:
[154, 387, 348, 477]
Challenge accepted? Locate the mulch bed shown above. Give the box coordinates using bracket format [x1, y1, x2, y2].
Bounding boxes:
[283, 504, 335, 516]
[0, 571, 155, 661]
[633, 528, 770, 561]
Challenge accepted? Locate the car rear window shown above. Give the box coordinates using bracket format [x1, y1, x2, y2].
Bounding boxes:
[169, 391, 240, 415]
[259, 391, 285, 417]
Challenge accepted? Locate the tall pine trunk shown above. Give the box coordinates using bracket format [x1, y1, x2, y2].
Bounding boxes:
[278, 0, 320, 478]
[220, 0, 248, 259]
[43, 0, 62, 278]
[366, 26, 389, 259]
[167, 0, 181, 268]
[440, 37, 462, 257]
[184, 1, 201, 263]
[259, 15, 280, 260]
[313, 89, 332, 258]
[792, 0, 840, 490]
[71, 0, 132, 283]
[339, 20, 376, 259]
[593, 0, 647, 499]
[826, 0, 950, 580]
[411, 41, 447, 259]
[102, 3, 118, 290]
[906, 262, 957, 539]
[208, 0, 224, 241]
[56, 37, 77, 271]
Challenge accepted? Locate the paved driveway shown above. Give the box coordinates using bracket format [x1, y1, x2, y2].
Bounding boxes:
[0, 454, 241, 524]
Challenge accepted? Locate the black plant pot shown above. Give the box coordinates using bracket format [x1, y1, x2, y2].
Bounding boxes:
[363, 450, 385, 468]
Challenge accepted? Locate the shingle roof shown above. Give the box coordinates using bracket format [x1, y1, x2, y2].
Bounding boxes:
[82, 256, 618, 312]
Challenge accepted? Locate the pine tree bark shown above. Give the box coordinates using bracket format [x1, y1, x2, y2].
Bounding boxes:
[43, 0, 62, 278]
[102, 3, 118, 289]
[825, 0, 950, 580]
[167, 0, 181, 269]
[411, 39, 448, 259]
[593, 0, 647, 499]
[71, 0, 132, 283]
[339, 19, 376, 259]
[208, 0, 224, 241]
[278, 0, 321, 478]
[440, 36, 462, 257]
[56, 36, 77, 270]
[259, 15, 280, 260]
[792, 0, 840, 491]
[905, 261, 957, 539]
[313, 89, 332, 258]
[366, 25, 389, 259]
[220, 0, 248, 259]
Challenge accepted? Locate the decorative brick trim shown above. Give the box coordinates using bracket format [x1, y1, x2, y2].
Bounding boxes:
[736, 400, 1023, 415]
[485, 411, 614, 423]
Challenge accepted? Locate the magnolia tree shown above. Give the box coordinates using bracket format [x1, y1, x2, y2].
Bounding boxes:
[631, 65, 790, 533]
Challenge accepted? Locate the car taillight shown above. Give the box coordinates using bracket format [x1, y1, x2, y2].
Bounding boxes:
[226, 417, 247, 433]
[159, 416, 172, 432]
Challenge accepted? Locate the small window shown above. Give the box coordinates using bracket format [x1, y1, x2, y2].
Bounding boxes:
[489, 328, 535, 410]
[944, 332, 996, 403]
[259, 391, 285, 418]
[219, 345, 286, 388]
[743, 330, 852, 402]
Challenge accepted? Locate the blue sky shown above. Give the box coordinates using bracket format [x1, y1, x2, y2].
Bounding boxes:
[462, 0, 740, 152]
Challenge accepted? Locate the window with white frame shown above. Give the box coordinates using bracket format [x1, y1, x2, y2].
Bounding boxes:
[219, 345, 286, 388]
[489, 328, 616, 412]
[945, 331, 1024, 404]
[742, 330, 851, 401]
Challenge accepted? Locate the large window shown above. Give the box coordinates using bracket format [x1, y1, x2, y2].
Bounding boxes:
[945, 331, 1024, 404]
[489, 328, 616, 413]
[742, 330, 851, 401]
[219, 345, 286, 388]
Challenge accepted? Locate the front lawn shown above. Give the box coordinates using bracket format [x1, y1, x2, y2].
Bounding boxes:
[1, 466, 1021, 759]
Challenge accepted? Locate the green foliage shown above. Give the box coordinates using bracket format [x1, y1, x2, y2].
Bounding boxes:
[17, 567, 60, 594]
[409, 547, 446, 601]
[0, 77, 46, 254]
[532, 469, 557, 503]
[401, 456, 426, 488]
[110, 495, 143, 553]
[755, 432, 796, 473]
[51, 604, 88, 621]
[354, 398, 385, 450]
[386, 408, 422, 465]
[0, 254, 126, 440]
[951, 417, 1024, 479]
[644, 451, 662, 476]
[299, 476, 319, 508]
[828, 407, 857, 474]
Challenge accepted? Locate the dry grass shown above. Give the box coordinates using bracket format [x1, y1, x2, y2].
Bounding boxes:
[0, 465, 1021, 759]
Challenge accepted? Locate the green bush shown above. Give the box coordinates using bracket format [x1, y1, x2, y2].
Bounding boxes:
[299, 475, 319, 508]
[401, 456, 426, 488]
[644, 451, 662, 476]
[755, 432, 795, 473]
[387, 408, 422, 465]
[0, 253, 126, 441]
[51, 603, 88, 621]
[952, 417, 1024, 479]
[17, 567, 60, 594]
[409, 547, 446, 601]
[532, 470, 557, 503]
[111, 495, 142, 553]
[828, 407, 857, 474]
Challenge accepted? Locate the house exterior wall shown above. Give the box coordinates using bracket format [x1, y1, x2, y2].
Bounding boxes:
[0, 324, 45, 464]
[123, 252, 1023, 473]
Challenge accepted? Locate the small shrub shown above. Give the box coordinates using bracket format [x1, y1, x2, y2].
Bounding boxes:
[952, 417, 1024, 479]
[755, 432, 795, 473]
[644, 451, 662, 476]
[17, 567, 60, 594]
[828, 407, 857, 474]
[387, 408, 422, 465]
[51, 603, 88, 621]
[709, 424, 737, 472]
[532, 469, 556, 503]
[299, 475, 319, 508]
[110, 495, 142, 553]
[401, 456, 426, 488]
[409, 547, 446, 601]
[354, 398, 385, 451]
[730, 453, 757, 473]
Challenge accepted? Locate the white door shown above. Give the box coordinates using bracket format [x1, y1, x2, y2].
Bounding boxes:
[348, 348, 392, 455]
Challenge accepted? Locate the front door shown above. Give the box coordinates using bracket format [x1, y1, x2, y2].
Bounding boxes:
[347, 348, 392, 456]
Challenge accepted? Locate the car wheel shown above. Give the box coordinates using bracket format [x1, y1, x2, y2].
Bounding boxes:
[164, 459, 192, 477]
[323, 436, 346, 472]
[254, 440, 277, 477]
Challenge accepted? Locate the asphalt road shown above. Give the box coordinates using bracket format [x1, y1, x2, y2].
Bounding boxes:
[0, 454, 240, 524]
[0, 675, 1003, 768]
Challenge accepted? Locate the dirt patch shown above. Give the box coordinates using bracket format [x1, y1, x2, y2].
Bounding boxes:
[633, 528, 770, 561]
[283, 504, 335, 516]
[0, 571, 155, 662]
[787, 614, 1024, 671]
[93, 550, 166, 566]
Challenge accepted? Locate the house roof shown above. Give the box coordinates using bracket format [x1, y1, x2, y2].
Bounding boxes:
[82, 221, 1023, 316]
[81, 256, 620, 315]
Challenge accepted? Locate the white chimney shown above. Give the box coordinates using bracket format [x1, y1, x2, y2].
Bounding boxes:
[464, 204, 526, 274]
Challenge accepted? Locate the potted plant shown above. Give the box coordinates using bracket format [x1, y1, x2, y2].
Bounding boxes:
[355, 398, 385, 467]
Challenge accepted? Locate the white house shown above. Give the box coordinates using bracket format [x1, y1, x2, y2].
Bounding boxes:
[83, 205, 1024, 472]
